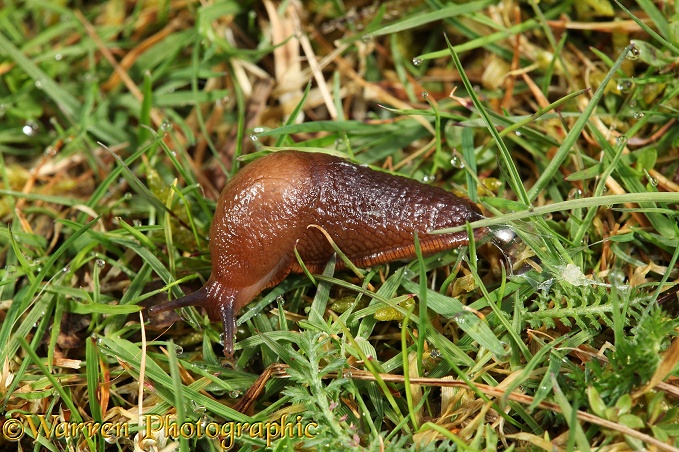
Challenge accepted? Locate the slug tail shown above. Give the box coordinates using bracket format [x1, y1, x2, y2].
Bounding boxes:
[148, 286, 209, 315]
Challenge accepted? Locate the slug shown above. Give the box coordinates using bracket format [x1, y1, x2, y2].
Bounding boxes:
[148, 150, 484, 356]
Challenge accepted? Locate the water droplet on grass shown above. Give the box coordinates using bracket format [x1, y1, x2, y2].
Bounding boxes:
[567, 188, 583, 200]
[23, 121, 39, 136]
[616, 80, 634, 93]
[608, 269, 625, 286]
[626, 42, 640, 60]
[450, 154, 464, 169]
[160, 120, 172, 132]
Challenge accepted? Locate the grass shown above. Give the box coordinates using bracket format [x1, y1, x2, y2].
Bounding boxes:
[1, 0, 679, 450]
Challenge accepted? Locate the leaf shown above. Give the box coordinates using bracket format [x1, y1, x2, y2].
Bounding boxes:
[564, 163, 603, 181]
[401, 280, 507, 359]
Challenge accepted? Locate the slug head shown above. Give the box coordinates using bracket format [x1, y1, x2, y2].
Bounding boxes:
[147, 280, 239, 357]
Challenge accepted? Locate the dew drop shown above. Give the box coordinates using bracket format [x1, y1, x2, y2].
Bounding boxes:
[567, 188, 583, 200]
[228, 390, 242, 398]
[34, 79, 44, 89]
[561, 263, 588, 286]
[608, 269, 625, 287]
[421, 174, 435, 183]
[492, 227, 515, 244]
[252, 126, 264, 134]
[160, 120, 172, 132]
[124, 192, 132, 200]
[626, 43, 640, 61]
[649, 177, 658, 187]
[633, 111, 644, 119]
[450, 154, 464, 169]
[515, 130, 522, 137]
[23, 120, 39, 136]
[54, 53, 63, 61]
[249, 133, 258, 142]
[361, 34, 372, 43]
[616, 135, 627, 145]
[421, 91, 428, 99]
[62, 265, 70, 273]
[133, 219, 142, 227]
[44, 146, 57, 156]
[412, 58, 422, 66]
[616, 80, 634, 93]
[96, 259, 105, 268]
[430, 348, 441, 358]
[215, 95, 230, 107]
[174, 345, 183, 355]
[276, 294, 285, 306]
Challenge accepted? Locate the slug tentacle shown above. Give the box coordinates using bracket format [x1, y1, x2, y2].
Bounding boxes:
[218, 299, 236, 357]
[148, 285, 210, 315]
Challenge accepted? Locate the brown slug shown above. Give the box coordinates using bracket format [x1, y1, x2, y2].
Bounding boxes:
[148, 150, 484, 356]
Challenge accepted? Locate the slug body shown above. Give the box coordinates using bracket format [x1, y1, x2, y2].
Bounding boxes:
[149, 151, 484, 356]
